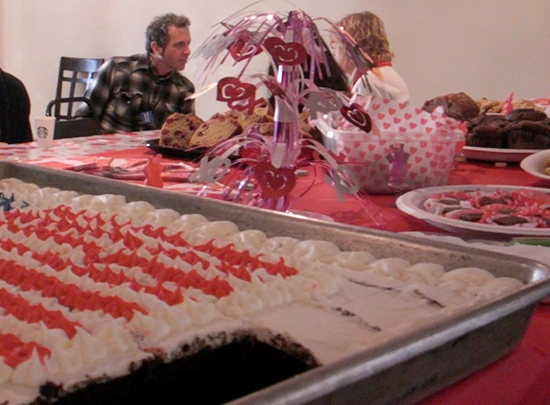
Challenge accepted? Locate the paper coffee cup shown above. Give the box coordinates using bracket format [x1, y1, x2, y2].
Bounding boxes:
[34, 116, 56, 148]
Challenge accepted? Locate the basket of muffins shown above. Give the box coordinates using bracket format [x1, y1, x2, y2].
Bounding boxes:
[422, 92, 550, 153]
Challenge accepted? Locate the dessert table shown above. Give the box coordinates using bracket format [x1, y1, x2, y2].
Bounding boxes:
[2, 132, 550, 405]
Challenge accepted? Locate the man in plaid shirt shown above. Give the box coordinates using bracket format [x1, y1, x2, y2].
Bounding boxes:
[77, 13, 195, 133]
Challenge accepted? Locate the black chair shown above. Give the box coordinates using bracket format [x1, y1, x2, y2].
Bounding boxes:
[45, 57, 105, 139]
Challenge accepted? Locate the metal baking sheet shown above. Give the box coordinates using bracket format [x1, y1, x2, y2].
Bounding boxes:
[1, 161, 550, 404]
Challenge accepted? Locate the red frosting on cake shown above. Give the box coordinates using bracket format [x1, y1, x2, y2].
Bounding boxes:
[0, 203, 302, 346]
[0, 333, 51, 367]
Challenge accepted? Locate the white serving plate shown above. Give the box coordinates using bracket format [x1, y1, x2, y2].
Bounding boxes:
[396, 184, 550, 237]
[463, 146, 541, 163]
[520, 149, 550, 180]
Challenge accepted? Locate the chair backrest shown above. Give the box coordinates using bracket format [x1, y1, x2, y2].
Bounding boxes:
[54, 117, 104, 140]
[52, 56, 104, 119]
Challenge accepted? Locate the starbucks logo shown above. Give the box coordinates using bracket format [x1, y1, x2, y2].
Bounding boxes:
[37, 126, 49, 139]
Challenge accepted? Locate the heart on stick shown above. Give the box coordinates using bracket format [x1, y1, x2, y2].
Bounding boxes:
[264, 37, 307, 66]
[254, 162, 296, 199]
[340, 103, 373, 133]
[229, 32, 263, 61]
[217, 77, 256, 102]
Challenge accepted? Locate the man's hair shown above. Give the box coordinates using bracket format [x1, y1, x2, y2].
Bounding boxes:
[337, 11, 393, 63]
[145, 13, 191, 53]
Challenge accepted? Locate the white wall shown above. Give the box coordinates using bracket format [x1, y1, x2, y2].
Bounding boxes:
[2, 0, 550, 122]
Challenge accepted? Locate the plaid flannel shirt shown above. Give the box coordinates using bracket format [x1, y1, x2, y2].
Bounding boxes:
[77, 54, 195, 133]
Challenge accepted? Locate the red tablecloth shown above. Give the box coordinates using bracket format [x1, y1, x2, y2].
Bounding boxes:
[24, 144, 550, 404]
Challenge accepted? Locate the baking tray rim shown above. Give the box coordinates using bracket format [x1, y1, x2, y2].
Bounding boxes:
[1, 161, 549, 404]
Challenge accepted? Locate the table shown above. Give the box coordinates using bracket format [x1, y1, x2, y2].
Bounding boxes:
[2, 133, 550, 404]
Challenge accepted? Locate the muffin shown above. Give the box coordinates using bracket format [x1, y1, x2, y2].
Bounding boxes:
[467, 113, 508, 130]
[506, 121, 550, 149]
[505, 108, 547, 122]
[466, 125, 506, 148]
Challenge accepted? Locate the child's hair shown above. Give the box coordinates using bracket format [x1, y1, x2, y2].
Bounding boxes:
[336, 12, 394, 63]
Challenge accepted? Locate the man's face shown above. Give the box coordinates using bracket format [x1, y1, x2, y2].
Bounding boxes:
[153, 25, 191, 74]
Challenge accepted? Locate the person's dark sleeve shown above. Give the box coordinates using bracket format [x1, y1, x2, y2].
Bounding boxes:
[0, 70, 33, 144]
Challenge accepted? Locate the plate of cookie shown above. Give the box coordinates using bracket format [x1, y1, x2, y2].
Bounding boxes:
[144, 139, 207, 160]
[396, 184, 550, 237]
[520, 149, 550, 180]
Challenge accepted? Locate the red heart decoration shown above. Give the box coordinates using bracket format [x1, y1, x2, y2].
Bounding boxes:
[264, 37, 307, 66]
[328, 151, 347, 163]
[410, 147, 418, 154]
[368, 144, 376, 151]
[383, 122, 391, 130]
[393, 117, 401, 124]
[404, 113, 412, 120]
[398, 103, 408, 110]
[254, 162, 296, 198]
[217, 77, 256, 102]
[340, 103, 372, 133]
[409, 122, 417, 129]
[377, 113, 385, 120]
[420, 118, 428, 125]
[426, 127, 433, 134]
[229, 34, 263, 61]
[388, 108, 397, 115]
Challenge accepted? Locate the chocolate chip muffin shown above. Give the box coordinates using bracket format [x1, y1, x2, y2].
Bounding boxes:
[422, 92, 480, 121]
[467, 113, 508, 130]
[505, 108, 547, 122]
[466, 125, 506, 148]
[506, 121, 550, 149]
